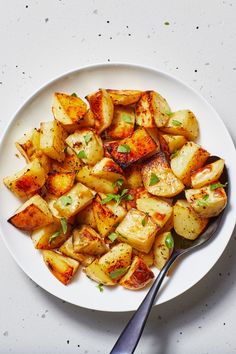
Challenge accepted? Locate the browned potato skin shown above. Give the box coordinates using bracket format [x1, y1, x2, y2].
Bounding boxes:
[124, 164, 143, 189]
[119, 256, 154, 290]
[107, 106, 135, 139]
[107, 89, 142, 105]
[76, 202, 97, 230]
[132, 249, 154, 267]
[104, 127, 157, 169]
[45, 172, 75, 197]
[190, 159, 225, 189]
[153, 232, 173, 270]
[8, 195, 54, 231]
[135, 91, 156, 127]
[50, 152, 82, 173]
[158, 133, 187, 159]
[42, 250, 79, 285]
[72, 225, 108, 256]
[59, 236, 95, 266]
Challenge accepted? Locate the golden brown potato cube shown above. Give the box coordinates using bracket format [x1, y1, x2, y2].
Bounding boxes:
[31, 220, 71, 249]
[91, 157, 124, 183]
[4, 158, 47, 199]
[107, 89, 142, 105]
[119, 256, 154, 290]
[93, 194, 126, 237]
[161, 110, 199, 141]
[40, 120, 67, 162]
[76, 165, 118, 194]
[156, 212, 174, 236]
[136, 91, 170, 128]
[72, 225, 108, 256]
[50, 150, 82, 173]
[45, 172, 75, 197]
[98, 243, 132, 282]
[124, 164, 143, 189]
[170, 142, 210, 186]
[42, 250, 79, 285]
[78, 109, 95, 128]
[84, 259, 115, 286]
[76, 202, 97, 230]
[158, 133, 187, 159]
[107, 106, 135, 139]
[191, 159, 225, 189]
[141, 152, 184, 197]
[59, 236, 95, 266]
[145, 128, 161, 149]
[132, 249, 154, 267]
[153, 231, 174, 270]
[86, 89, 114, 134]
[173, 199, 208, 240]
[15, 128, 40, 162]
[65, 128, 104, 165]
[52, 92, 87, 133]
[116, 209, 158, 253]
[185, 185, 227, 218]
[8, 194, 54, 231]
[104, 127, 157, 169]
[54, 182, 96, 218]
[136, 190, 173, 229]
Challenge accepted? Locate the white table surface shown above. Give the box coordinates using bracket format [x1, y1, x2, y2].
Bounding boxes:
[0, 1, 236, 353]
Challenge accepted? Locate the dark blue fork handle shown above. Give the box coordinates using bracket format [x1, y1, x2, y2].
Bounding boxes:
[110, 251, 180, 354]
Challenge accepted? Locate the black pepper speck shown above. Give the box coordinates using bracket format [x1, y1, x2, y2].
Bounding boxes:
[45, 18, 49, 23]
[3, 331, 8, 336]
[194, 69, 198, 72]
[67, 340, 70, 344]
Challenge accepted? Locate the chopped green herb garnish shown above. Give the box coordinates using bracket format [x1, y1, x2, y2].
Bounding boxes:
[112, 179, 124, 189]
[170, 151, 178, 159]
[202, 195, 209, 201]
[71, 93, 77, 97]
[149, 173, 160, 186]
[60, 218, 68, 234]
[101, 194, 118, 204]
[77, 150, 87, 159]
[60, 195, 73, 206]
[141, 217, 147, 227]
[210, 182, 227, 191]
[64, 146, 68, 153]
[166, 111, 173, 116]
[197, 195, 209, 207]
[96, 283, 104, 292]
[48, 230, 61, 244]
[101, 189, 133, 205]
[172, 120, 182, 126]
[109, 267, 129, 279]
[122, 114, 133, 124]
[84, 134, 92, 145]
[165, 232, 174, 249]
[117, 144, 131, 153]
[108, 232, 118, 242]
[164, 21, 170, 25]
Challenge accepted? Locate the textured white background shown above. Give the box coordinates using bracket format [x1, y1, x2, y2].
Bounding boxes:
[0, 1, 236, 353]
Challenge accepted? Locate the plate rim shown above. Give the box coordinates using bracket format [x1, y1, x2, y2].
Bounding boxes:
[0, 62, 236, 312]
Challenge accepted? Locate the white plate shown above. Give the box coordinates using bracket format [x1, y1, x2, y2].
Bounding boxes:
[0, 63, 236, 312]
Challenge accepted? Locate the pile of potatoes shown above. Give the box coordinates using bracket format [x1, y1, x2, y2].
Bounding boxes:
[3, 89, 227, 290]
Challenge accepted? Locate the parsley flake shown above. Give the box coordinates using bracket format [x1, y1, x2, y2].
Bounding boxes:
[210, 182, 227, 191]
[122, 114, 133, 124]
[60, 218, 68, 234]
[165, 232, 174, 249]
[166, 111, 173, 116]
[117, 144, 131, 153]
[84, 134, 92, 145]
[112, 179, 124, 188]
[48, 230, 61, 244]
[60, 195, 73, 206]
[101, 189, 133, 205]
[164, 21, 170, 25]
[108, 232, 118, 242]
[77, 150, 87, 159]
[149, 173, 160, 186]
[96, 283, 104, 292]
[109, 267, 129, 279]
[170, 151, 178, 159]
[71, 93, 77, 97]
[172, 120, 182, 126]
[197, 195, 209, 207]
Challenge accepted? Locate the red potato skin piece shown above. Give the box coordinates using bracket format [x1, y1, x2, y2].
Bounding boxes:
[121, 258, 154, 289]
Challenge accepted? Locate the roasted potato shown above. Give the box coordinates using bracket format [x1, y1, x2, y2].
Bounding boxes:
[116, 209, 158, 253]
[65, 128, 104, 165]
[119, 256, 154, 290]
[54, 182, 96, 218]
[8, 194, 54, 231]
[91, 157, 124, 183]
[185, 185, 227, 218]
[173, 199, 208, 240]
[76, 202, 97, 230]
[72, 225, 108, 256]
[106, 105, 135, 139]
[40, 120, 67, 162]
[141, 152, 184, 197]
[15, 128, 40, 162]
[107, 89, 142, 106]
[84, 259, 115, 285]
[161, 110, 199, 141]
[170, 142, 210, 186]
[124, 164, 143, 189]
[98, 243, 132, 282]
[50, 149, 82, 173]
[76, 165, 118, 194]
[4, 158, 47, 199]
[78, 109, 95, 128]
[42, 250, 79, 285]
[191, 159, 225, 188]
[86, 89, 114, 134]
[104, 127, 157, 169]
[132, 249, 154, 267]
[31, 220, 71, 249]
[153, 231, 174, 270]
[158, 133, 187, 159]
[93, 194, 126, 237]
[136, 190, 173, 228]
[52, 92, 87, 131]
[59, 236, 94, 266]
[45, 172, 75, 197]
